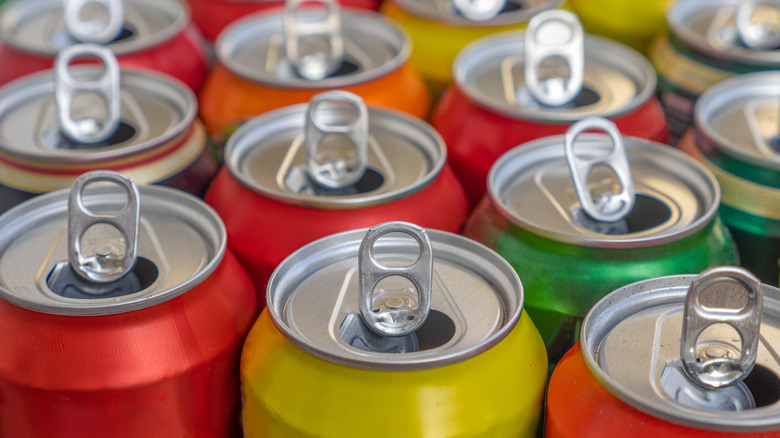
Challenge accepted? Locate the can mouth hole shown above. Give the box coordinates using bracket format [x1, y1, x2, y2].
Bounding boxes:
[285, 166, 384, 196]
[339, 309, 456, 354]
[45, 257, 158, 299]
[743, 364, 780, 408]
[110, 27, 135, 43]
[575, 194, 671, 235]
[327, 59, 359, 77]
[43, 121, 137, 150]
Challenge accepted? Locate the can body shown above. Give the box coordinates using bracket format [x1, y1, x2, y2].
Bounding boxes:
[569, 0, 671, 54]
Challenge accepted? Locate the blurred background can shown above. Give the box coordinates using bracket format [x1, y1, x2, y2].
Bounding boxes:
[198, 2, 429, 146]
[0, 171, 258, 437]
[651, 0, 780, 145]
[463, 119, 737, 367]
[0, 0, 209, 92]
[678, 71, 780, 286]
[205, 91, 468, 303]
[241, 222, 548, 437]
[547, 267, 780, 436]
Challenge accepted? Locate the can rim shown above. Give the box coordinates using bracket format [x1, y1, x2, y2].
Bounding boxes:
[581, 273, 780, 431]
[390, 0, 565, 27]
[452, 31, 657, 122]
[266, 226, 524, 370]
[215, 8, 410, 89]
[0, 0, 189, 56]
[223, 102, 446, 209]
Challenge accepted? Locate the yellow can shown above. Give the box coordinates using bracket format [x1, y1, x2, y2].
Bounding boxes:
[241, 222, 548, 437]
[381, 0, 566, 95]
[569, 0, 672, 54]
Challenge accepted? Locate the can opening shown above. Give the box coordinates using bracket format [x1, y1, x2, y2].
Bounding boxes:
[574, 194, 671, 235]
[285, 166, 384, 195]
[323, 59, 359, 78]
[110, 27, 135, 43]
[45, 256, 157, 299]
[339, 309, 455, 353]
[515, 86, 600, 109]
[742, 364, 780, 408]
[43, 121, 136, 150]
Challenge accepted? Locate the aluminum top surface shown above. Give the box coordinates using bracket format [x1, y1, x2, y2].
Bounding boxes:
[391, 0, 563, 26]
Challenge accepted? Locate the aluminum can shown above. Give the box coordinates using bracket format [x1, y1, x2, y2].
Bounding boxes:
[242, 221, 548, 437]
[0, 171, 259, 437]
[186, 0, 382, 43]
[678, 72, 780, 286]
[381, 0, 565, 94]
[547, 267, 780, 436]
[205, 91, 468, 303]
[0, 44, 217, 215]
[463, 118, 738, 367]
[651, 0, 780, 145]
[432, 11, 667, 207]
[199, 2, 429, 145]
[569, 0, 672, 54]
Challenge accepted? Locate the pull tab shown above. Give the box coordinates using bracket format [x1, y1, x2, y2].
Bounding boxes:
[681, 267, 763, 389]
[68, 170, 139, 283]
[524, 10, 584, 107]
[284, 0, 344, 81]
[63, 0, 124, 44]
[358, 222, 433, 337]
[564, 117, 635, 223]
[736, 0, 780, 50]
[55, 44, 121, 144]
[453, 0, 505, 21]
[305, 90, 368, 189]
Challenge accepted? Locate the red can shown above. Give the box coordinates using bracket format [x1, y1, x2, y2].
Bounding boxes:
[431, 10, 667, 207]
[0, 171, 259, 437]
[0, 0, 209, 93]
[204, 91, 468, 303]
[186, 0, 382, 43]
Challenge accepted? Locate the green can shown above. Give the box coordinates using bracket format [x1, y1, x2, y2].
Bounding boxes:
[650, 0, 780, 145]
[678, 71, 780, 287]
[463, 117, 738, 367]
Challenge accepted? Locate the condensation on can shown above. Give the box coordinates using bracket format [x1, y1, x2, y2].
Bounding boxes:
[241, 226, 548, 437]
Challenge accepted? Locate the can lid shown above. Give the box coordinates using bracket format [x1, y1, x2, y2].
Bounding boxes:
[669, 0, 780, 67]
[223, 98, 445, 209]
[488, 131, 720, 248]
[695, 71, 780, 171]
[0, 173, 226, 316]
[392, 0, 563, 27]
[581, 269, 780, 431]
[0, 61, 197, 191]
[0, 0, 188, 56]
[453, 31, 656, 122]
[216, 8, 408, 89]
[267, 223, 524, 370]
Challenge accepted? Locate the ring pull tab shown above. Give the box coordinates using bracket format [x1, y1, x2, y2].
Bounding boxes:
[305, 90, 368, 189]
[524, 10, 584, 107]
[63, 0, 124, 44]
[564, 117, 635, 223]
[284, 0, 344, 81]
[358, 222, 433, 337]
[453, 0, 505, 21]
[55, 44, 121, 144]
[681, 267, 763, 389]
[736, 0, 780, 50]
[68, 170, 140, 283]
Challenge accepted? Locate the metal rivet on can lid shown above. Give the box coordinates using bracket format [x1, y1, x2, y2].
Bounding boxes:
[63, 0, 124, 44]
[283, 0, 344, 81]
[454, 0, 506, 22]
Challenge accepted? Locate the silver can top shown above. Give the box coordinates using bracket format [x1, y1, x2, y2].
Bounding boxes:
[669, 0, 780, 67]
[453, 30, 656, 122]
[267, 222, 524, 370]
[0, 0, 188, 56]
[488, 129, 720, 248]
[695, 71, 780, 172]
[581, 268, 780, 431]
[392, 0, 563, 26]
[0, 172, 226, 316]
[216, 7, 409, 89]
[223, 94, 445, 209]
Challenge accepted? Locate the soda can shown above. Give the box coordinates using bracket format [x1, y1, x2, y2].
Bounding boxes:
[0, 170, 259, 437]
[186, 0, 382, 43]
[463, 117, 738, 366]
[432, 10, 667, 207]
[547, 266, 780, 436]
[678, 71, 780, 286]
[651, 0, 780, 145]
[199, 0, 429, 145]
[242, 221, 548, 437]
[205, 91, 468, 303]
[0, 0, 209, 93]
[0, 44, 218, 215]
[381, 0, 565, 94]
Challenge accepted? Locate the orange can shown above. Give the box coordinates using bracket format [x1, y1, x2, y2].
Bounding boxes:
[199, 1, 429, 145]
